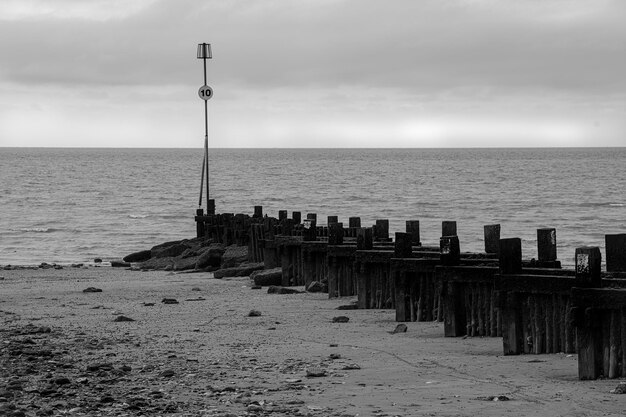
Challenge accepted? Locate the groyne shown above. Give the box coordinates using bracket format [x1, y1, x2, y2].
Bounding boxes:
[195, 205, 626, 380]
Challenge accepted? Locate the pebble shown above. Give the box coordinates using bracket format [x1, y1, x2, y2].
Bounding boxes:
[306, 367, 327, 378]
[161, 298, 179, 304]
[247, 310, 262, 317]
[113, 315, 135, 322]
[390, 324, 408, 334]
[82, 287, 102, 293]
[160, 370, 176, 378]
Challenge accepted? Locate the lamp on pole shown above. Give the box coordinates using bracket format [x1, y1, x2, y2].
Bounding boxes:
[197, 43, 214, 215]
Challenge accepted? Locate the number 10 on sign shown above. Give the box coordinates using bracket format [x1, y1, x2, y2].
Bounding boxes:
[198, 85, 213, 100]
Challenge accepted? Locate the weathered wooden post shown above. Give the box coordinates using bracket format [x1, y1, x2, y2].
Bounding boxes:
[484, 224, 500, 254]
[442, 221, 457, 238]
[440, 235, 460, 266]
[499, 238, 522, 274]
[302, 219, 317, 242]
[605, 234, 626, 272]
[537, 228, 557, 262]
[327, 216, 339, 225]
[195, 208, 205, 238]
[278, 210, 288, 221]
[374, 219, 389, 241]
[406, 221, 421, 246]
[394, 232, 413, 258]
[307, 213, 317, 222]
[499, 237, 523, 355]
[292, 211, 301, 224]
[575, 247, 602, 288]
[328, 222, 344, 245]
[253, 205, 263, 219]
[207, 199, 215, 216]
[357, 227, 373, 250]
[349, 217, 361, 228]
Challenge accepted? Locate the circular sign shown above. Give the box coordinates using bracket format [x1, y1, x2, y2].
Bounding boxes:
[198, 85, 213, 100]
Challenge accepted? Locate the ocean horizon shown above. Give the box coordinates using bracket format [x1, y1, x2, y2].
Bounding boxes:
[1, 147, 625, 267]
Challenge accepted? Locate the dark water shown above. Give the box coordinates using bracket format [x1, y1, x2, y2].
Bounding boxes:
[1, 147, 625, 266]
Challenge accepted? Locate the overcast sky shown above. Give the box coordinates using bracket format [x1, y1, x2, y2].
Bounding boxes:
[0, 0, 624, 148]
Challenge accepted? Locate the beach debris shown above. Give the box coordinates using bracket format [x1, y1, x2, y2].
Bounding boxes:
[184, 297, 206, 301]
[267, 286, 303, 294]
[113, 315, 135, 322]
[306, 367, 327, 378]
[332, 316, 350, 323]
[247, 309, 262, 317]
[161, 298, 179, 304]
[82, 287, 102, 293]
[306, 281, 324, 292]
[336, 303, 358, 310]
[476, 395, 511, 401]
[390, 324, 408, 334]
[610, 382, 626, 394]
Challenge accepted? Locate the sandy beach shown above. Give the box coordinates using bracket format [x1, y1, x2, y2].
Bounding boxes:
[1, 266, 624, 416]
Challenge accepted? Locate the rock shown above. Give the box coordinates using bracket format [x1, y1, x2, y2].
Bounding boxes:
[267, 286, 303, 295]
[251, 285, 262, 290]
[191, 287, 201, 291]
[139, 256, 176, 270]
[195, 244, 225, 269]
[123, 249, 152, 263]
[161, 298, 179, 304]
[173, 256, 199, 271]
[94, 258, 102, 263]
[52, 377, 71, 385]
[110, 260, 131, 268]
[152, 242, 188, 259]
[100, 395, 115, 403]
[342, 363, 361, 370]
[213, 262, 264, 279]
[83, 287, 102, 293]
[159, 369, 175, 378]
[336, 303, 358, 310]
[611, 382, 626, 394]
[329, 353, 341, 360]
[221, 245, 249, 268]
[390, 324, 408, 334]
[247, 310, 262, 317]
[113, 315, 135, 322]
[251, 267, 283, 286]
[332, 316, 350, 323]
[306, 367, 327, 377]
[306, 281, 325, 292]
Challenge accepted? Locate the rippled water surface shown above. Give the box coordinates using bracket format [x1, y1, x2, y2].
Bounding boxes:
[1, 147, 625, 266]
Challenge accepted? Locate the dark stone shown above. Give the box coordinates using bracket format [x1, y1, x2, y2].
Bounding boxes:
[123, 249, 152, 263]
[332, 316, 350, 323]
[195, 244, 225, 269]
[221, 245, 249, 268]
[173, 256, 199, 271]
[82, 287, 102, 293]
[247, 310, 262, 317]
[151, 243, 188, 259]
[110, 260, 131, 268]
[336, 304, 358, 310]
[213, 263, 264, 279]
[100, 395, 115, 403]
[52, 377, 71, 385]
[251, 268, 283, 286]
[113, 315, 135, 322]
[267, 286, 303, 294]
[138, 256, 176, 270]
[390, 324, 408, 334]
[161, 298, 179, 304]
[159, 369, 175, 378]
[94, 258, 102, 263]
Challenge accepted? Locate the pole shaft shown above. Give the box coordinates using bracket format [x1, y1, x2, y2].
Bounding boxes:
[203, 57, 210, 214]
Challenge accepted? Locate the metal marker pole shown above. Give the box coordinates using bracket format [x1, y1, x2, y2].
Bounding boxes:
[203, 55, 209, 215]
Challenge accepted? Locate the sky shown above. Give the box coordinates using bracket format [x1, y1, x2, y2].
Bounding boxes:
[0, 0, 624, 148]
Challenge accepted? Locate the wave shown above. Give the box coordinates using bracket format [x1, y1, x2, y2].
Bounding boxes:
[20, 227, 58, 233]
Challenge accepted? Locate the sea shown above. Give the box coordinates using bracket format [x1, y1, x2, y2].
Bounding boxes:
[1, 147, 625, 267]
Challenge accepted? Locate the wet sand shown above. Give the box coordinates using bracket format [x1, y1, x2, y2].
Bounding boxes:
[1, 267, 624, 416]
